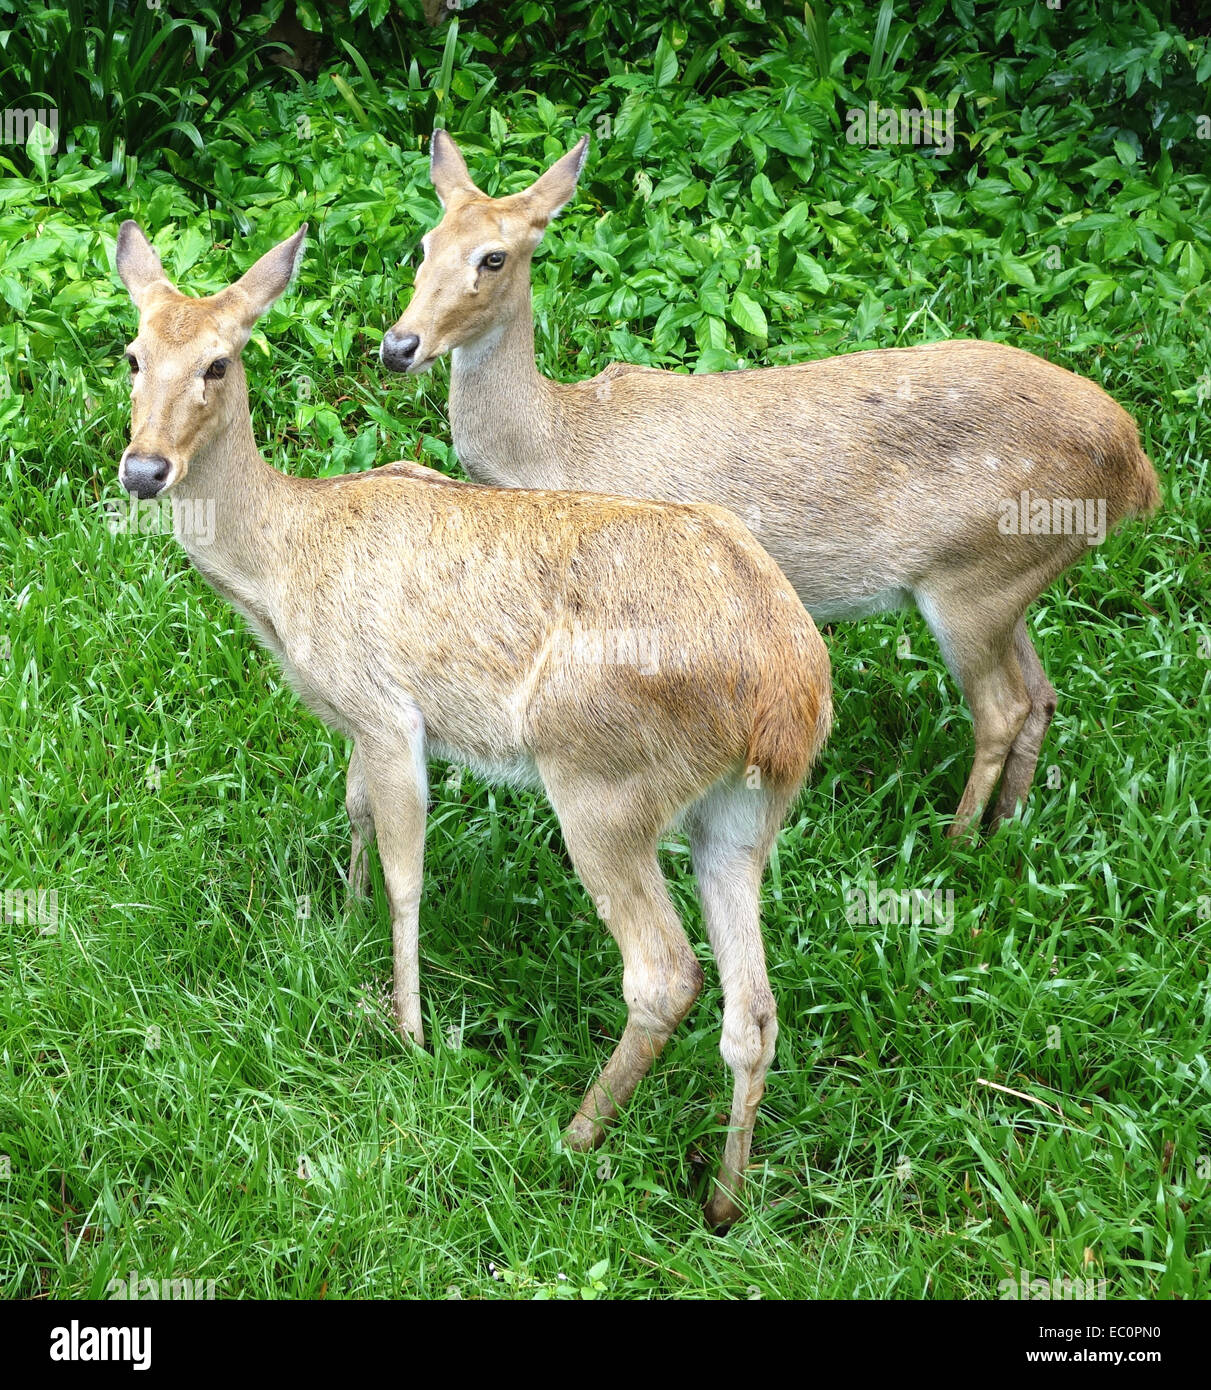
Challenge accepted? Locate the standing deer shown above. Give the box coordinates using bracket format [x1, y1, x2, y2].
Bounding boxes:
[114, 220, 832, 1229]
[381, 131, 1161, 838]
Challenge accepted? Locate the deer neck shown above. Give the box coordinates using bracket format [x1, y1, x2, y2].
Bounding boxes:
[448, 281, 561, 487]
[169, 368, 298, 620]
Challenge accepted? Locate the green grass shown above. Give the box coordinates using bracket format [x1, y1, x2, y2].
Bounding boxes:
[2, 381, 1206, 1297]
[2, 0, 1210, 1301]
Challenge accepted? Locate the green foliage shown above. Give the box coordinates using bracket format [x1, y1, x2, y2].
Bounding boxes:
[1, 0, 1209, 1299]
[0, 0, 286, 175]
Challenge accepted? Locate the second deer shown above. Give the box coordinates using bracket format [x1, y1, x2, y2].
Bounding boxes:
[381, 131, 1161, 838]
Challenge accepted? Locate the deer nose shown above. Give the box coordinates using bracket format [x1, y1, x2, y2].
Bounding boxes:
[121, 454, 171, 499]
[380, 330, 420, 373]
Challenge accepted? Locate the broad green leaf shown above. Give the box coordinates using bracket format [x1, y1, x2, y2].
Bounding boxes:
[763, 121, 812, 158]
[796, 251, 830, 293]
[1103, 221, 1137, 260]
[26, 121, 55, 181]
[1084, 276, 1117, 312]
[650, 173, 690, 202]
[699, 118, 740, 165]
[1176, 242, 1204, 288]
[653, 36, 678, 88]
[730, 290, 768, 339]
[172, 225, 210, 276]
[1000, 255, 1036, 289]
[0, 275, 31, 313]
[752, 172, 779, 207]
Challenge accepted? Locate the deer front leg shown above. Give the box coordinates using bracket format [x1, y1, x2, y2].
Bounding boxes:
[360, 712, 428, 1046]
[345, 742, 375, 900]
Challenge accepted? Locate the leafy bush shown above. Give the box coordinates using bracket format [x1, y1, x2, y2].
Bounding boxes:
[0, 0, 286, 174]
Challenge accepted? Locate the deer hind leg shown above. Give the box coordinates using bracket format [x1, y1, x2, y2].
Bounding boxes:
[540, 765, 703, 1152]
[359, 711, 428, 1045]
[687, 775, 791, 1231]
[916, 592, 1032, 839]
[345, 742, 375, 899]
[989, 618, 1058, 828]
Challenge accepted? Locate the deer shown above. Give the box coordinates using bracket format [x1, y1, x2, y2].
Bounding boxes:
[380, 131, 1161, 839]
[114, 220, 832, 1230]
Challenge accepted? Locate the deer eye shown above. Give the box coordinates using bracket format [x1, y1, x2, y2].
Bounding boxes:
[205, 358, 228, 380]
[126, 354, 139, 375]
[481, 251, 506, 271]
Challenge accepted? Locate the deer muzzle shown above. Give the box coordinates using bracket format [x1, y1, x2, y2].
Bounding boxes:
[380, 329, 421, 373]
[120, 452, 172, 499]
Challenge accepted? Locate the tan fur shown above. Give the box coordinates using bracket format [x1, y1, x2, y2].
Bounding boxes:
[115, 220, 832, 1228]
[382, 131, 1161, 836]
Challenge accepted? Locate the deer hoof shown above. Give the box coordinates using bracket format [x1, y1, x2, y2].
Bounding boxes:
[704, 1192, 743, 1233]
[564, 1113, 606, 1151]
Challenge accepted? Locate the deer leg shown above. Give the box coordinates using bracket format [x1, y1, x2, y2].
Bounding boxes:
[917, 594, 1031, 839]
[345, 742, 375, 900]
[687, 777, 789, 1231]
[360, 712, 428, 1045]
[989, 619, 1058, 827]
[947, 644, 1031, 839]
[541, 767, 703, 1151]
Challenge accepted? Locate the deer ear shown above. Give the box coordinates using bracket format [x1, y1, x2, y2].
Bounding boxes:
[116, 221, 177, 309]
[430, 129, 480, 207]
[522, 135, 588, 229]
[226, 225, 308, 331]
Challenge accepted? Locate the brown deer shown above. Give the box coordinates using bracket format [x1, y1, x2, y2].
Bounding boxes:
[381, 131, 1161, 838]
[114, 220, 832, 1229]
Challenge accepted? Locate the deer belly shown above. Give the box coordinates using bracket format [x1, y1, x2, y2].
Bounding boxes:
[425, 738, 543, 791]
[277, 654, 352, 733]
[801, 585, 914, 624]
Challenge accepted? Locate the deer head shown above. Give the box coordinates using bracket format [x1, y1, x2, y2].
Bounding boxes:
[115, 221, 307, 497]
[380, 130, 587, 374]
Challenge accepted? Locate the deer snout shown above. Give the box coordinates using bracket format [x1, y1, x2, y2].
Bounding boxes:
[380, 329, 421, 373]
[121, 453, 171, 499]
